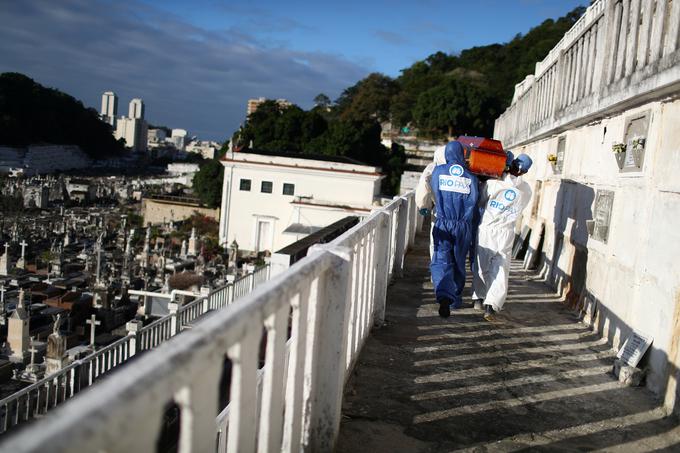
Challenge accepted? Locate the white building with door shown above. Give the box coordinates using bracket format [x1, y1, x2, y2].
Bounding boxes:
[219, 150, 384, 253]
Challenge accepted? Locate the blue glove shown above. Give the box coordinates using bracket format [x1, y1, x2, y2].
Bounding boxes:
[418, 208, 429, 216]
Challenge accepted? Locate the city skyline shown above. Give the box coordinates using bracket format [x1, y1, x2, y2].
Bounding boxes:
[0, 0, 584, 141]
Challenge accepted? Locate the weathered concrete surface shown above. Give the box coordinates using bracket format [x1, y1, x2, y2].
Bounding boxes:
[337, 229, 680, 452]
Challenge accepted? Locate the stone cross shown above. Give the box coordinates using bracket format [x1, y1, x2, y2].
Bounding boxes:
[53, 313, 63, 335]
[86, 315, 101, 347]
[19, 240, 27, 259]
[3, 243, 8, 256]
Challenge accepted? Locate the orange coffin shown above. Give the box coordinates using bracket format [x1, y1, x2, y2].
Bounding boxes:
[457, 136, 508, 179]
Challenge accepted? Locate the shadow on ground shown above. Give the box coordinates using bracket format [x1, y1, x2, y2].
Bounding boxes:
[336, 227, 680, 452]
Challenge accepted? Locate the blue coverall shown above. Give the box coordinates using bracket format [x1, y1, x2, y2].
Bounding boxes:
[429, 141, 480, 308]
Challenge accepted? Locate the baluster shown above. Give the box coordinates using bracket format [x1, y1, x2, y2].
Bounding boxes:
[575, 36, 585, 102]
[373, 212, 391, 326]
[665, 0, 680, 56]
[649, 0, 668, 63]
[282, 287, 310, 452]
[356, 237, 367, 346]
[257, 302, 289, 452]
[348, 241, 360, 363]
[34, 387, 41, 416]
[13, 397, 19, 426]
[585, 25, 597, 94]
[368, 227, 378, 325]
[625, 0, 641, 77]
[43, 383, 50, 414]
[568, 46, 577, 105]
[53, 377, 60, 405]
[361, 233, 371, 337]
[226, 325, 261, 453]
[615, 0, 630, 81]
[25, 392, 31, 421]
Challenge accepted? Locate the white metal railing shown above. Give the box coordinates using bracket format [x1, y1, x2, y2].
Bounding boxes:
[495, 0, 680, 147]
[0, 334, 133, 435]
[1, 192, 418, 452]
[0, 265, 270, 436]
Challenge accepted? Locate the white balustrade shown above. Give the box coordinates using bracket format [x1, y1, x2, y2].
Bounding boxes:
[495, 0, 680, 148]
[1, 192, 419, 452]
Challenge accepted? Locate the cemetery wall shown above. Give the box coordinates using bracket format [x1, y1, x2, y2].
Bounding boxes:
[493, 0, 680, 414]
[506, 96, 680, 414]
[142, 198, 219, 225]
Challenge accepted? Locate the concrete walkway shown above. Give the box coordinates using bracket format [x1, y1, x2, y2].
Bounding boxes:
[337, 228, 680, 452]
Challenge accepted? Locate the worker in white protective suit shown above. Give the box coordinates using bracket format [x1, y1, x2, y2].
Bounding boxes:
[415, 145, 447, 258]
[472, 154, 533, 321]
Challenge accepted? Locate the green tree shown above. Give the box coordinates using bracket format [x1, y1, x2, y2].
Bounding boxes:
[336, 73, 398, 122]
[412, 77, 495, 138]
[192, 160, 224, 208]
[313, 93, 331, 108]
[217, 139, 230, 157]
[239, 101, 327, 152]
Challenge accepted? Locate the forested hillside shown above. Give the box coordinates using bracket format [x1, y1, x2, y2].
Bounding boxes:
[336, 6, 586, 138]
[0, 73, 125, 158]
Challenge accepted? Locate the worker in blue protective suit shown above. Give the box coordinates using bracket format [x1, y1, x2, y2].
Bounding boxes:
[429, 141, 479, 318]
[472, 153, 533, 321]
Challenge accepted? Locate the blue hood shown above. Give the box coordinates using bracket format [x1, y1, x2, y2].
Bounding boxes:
[445, 141, 466, 166]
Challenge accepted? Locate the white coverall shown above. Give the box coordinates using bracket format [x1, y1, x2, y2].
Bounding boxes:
[414, 145, 446, 258]
[472, 173, 532, 312]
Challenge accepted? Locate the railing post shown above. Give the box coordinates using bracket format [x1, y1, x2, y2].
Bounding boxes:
[168, 302, 179, 335]
[407, 193, 417, 247]
[270, 252, 292, 277]
[372, 212, 391, 327]
[200, 286, 210, 314]
[305, 247, 352, 452]
[393, 196, 408, 278]
[125, 320, 142, 356]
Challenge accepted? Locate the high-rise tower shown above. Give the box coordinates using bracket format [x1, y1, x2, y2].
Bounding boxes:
[128, 98, 145, 120]
[114, 98, 148, 152]
[100, 91, 118, 127]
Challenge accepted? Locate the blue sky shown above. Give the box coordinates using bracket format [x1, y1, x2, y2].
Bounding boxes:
[0, 0, 585, 141]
